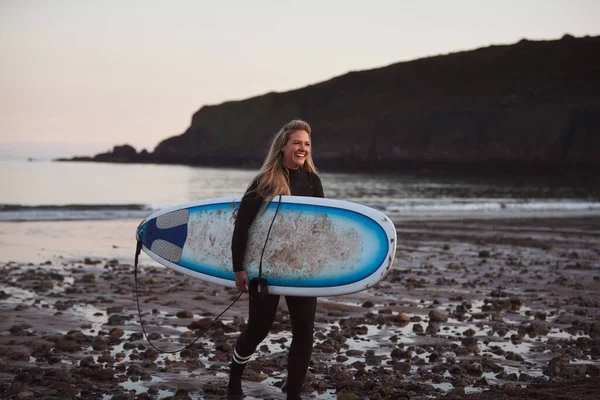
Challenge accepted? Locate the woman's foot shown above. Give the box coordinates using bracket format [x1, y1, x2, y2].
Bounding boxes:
[227, 362, 245, 399]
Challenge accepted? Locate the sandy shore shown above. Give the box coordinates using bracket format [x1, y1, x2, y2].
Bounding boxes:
[0, 215, 599, 399]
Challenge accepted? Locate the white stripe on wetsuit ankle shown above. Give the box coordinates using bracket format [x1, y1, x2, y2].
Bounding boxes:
[233, 348, 252, 364]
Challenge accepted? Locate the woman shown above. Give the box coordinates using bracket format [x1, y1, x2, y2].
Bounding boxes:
[228, 119, 324, 400]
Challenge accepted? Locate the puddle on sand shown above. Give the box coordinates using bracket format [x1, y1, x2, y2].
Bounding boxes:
[118, 375, 174, 398]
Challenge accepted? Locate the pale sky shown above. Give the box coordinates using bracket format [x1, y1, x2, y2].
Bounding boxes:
[1, 0, 599, 158]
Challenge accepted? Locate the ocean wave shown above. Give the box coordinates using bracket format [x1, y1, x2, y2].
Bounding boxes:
[0, 204, 156, 222]
[383, 200, 600, 215]
[1, 199, 599, 222]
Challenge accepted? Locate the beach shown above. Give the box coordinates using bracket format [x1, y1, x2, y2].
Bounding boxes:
[1, 214, 599, 399]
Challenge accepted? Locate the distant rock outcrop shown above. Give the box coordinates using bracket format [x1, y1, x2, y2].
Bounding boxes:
[56, 144, 152, 164]
[62, 35, 600, 173]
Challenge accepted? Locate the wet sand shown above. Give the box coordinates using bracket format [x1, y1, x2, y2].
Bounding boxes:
[0, 216, 599, 399]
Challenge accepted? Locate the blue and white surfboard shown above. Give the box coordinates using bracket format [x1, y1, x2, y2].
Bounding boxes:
[136, 196, 397, 296]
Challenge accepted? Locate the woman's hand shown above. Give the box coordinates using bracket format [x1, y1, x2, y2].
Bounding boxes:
[234, 270, 249, 293]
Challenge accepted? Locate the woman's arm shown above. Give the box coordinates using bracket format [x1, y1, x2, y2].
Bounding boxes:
[231, 180, 263, 272]
[312, 173, 325, 198]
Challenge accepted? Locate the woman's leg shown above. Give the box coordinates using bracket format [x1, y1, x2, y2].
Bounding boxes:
[284, 296, 317, 399]
[228, 293, 280, 396]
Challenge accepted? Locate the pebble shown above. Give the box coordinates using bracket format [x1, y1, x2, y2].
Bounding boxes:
[176, 310, 194, 318]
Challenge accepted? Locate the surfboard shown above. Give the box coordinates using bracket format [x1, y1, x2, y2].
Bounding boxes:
[135, 196, 396, 296]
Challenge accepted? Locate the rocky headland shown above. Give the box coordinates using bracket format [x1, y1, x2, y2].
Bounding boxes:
[58, 35, 600, 174]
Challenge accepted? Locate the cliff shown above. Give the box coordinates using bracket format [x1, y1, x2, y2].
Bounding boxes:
[65, 35, 600, 173]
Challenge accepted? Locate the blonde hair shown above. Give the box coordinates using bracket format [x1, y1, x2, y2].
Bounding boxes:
[252, 119, 317, 205]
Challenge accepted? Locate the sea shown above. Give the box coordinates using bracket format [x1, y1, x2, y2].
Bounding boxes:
[1, 157, 599, 222]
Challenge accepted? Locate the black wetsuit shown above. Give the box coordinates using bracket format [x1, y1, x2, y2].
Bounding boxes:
[230, 167, 324, 400]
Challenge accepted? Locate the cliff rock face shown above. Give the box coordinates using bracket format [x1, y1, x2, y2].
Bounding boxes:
[69, 35, 600, 172]
[152, 35, 600, 171]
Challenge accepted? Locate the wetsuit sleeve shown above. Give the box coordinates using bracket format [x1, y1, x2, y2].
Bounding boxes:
[231, 180, 263, 272]
[312, 173, 325, 198]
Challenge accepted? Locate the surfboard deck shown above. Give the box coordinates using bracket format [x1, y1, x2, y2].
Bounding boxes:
[136, 196, 396, 296]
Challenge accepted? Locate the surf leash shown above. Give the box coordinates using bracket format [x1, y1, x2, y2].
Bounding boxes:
[132, 194, 282, 354]
[134, 240, 243, 354]
[249, 194, 282, 301]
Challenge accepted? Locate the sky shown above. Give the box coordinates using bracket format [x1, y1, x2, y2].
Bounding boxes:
[1, 0, 599, 159]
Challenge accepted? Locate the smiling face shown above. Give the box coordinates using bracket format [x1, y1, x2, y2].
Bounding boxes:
[281, 130, 310, 170]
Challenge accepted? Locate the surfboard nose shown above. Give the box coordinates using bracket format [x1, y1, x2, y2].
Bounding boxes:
[136, 221, 147, 243]
[136, 210, 189, 263]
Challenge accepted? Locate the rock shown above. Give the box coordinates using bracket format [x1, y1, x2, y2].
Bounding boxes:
[426, 322, 440, 334]
[80, 356, 95, 367]
[519, 373, 533, 381]
[92, 336, 109, 351]
[93, 368, 116, 380]
[379, 386, 395, 396]
[505, 352, 524, 362]
[337, 393, 360, 400]
[81, 273, 96, 282]
[461, 337, 478, 347]
[188, 318, 213, 330]
[393, 361, 411, 373]
[334, 368, 353, 382]
[463, 328, 476, 337]
[391, 348, 411, 359]
[448, 364, 461, 376]
[176, 310, 194, 318]
[428, 310, 448, 322]
[13, 372, 32, 384]
[106, 306, 123, 314]
[361, 300, 374, 308]
[29, 339, 53, 356]
[55, 339, 81, 352]
[215, 341, 232, 352]
[44, 367, 71, 381]
[108, 328, 124, 338]
[129, 332, 144, 341]
[495, 371, 508, 379]
[246, 372, 268, 382]
[365, 350, 383, 365]
[126, 365, 143, 376]
[397, 313, 410, 322]
[9, 324, 32, 335]
[463, 361, 483, 376]
[535, 311, 547, 320]
[479, 250, 491, 258]
[546, 354, 571, 376]
[527, 320, 549, 335]
[143, 349, 160, 361]
[482, 359, 504, 373]
[431, 364, 446, 374]
[107, 314, 129, 326]
[8, 381, 24, 395]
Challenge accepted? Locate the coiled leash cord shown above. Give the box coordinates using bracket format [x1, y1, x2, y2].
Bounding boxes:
[133, 195, 282, 354]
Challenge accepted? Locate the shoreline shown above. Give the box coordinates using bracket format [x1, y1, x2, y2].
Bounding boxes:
[1, 216, 599, 399]
[1, 212, 599, 264]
